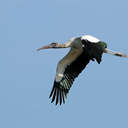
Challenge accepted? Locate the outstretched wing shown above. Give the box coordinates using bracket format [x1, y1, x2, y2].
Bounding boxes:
[49, 47, 91, 105]
[49, 38, 106, 105]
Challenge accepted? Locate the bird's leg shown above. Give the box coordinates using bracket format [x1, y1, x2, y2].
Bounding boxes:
[104, 48, 127, 58]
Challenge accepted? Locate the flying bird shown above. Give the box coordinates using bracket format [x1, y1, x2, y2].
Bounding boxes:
[37, 35, 127, 105]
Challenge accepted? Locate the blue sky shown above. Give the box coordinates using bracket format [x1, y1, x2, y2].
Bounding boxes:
[1, 0, 128, 127]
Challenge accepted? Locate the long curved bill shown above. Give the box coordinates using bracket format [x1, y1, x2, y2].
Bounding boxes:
[104, 48, 128, 58]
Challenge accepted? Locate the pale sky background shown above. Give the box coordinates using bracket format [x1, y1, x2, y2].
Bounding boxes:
[1, 0, 128, 128]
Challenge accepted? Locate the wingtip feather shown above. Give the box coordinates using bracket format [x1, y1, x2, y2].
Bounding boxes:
[51, 88, 57, 103]
[56, 89, 59, 105]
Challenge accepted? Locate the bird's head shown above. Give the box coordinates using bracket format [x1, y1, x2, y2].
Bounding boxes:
[37, 42, 61, 51]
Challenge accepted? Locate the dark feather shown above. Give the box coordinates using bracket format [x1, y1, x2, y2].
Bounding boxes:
[82, 39, 107, 64]
[59, 90, 62, 105]
[56, 88, 59, 105]
[51, 88, 56, 103]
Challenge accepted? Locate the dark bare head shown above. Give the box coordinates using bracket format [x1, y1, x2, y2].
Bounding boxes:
[37, 43, 66, 51]
[37, 43, 61, 51]
[37, 40, 73, 51]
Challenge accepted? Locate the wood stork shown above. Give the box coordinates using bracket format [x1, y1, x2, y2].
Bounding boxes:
[37, 35, 127, 105]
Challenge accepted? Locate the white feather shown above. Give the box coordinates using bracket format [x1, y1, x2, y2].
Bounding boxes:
[81, 35, 100, 43]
